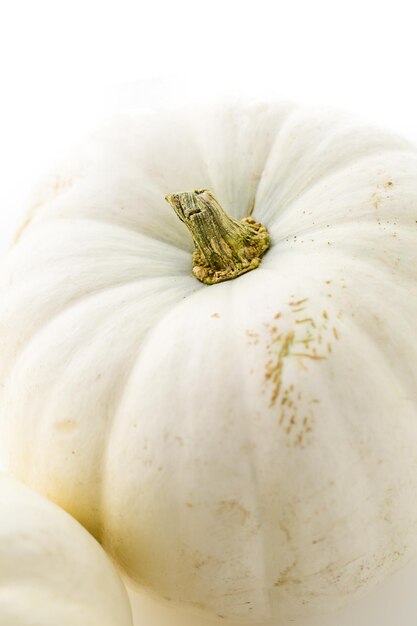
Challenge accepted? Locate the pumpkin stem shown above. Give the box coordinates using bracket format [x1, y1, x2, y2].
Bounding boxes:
[165, 189, 270, 285]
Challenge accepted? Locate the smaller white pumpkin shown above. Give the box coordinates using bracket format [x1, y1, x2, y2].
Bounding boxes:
[0, 472, 133, 626]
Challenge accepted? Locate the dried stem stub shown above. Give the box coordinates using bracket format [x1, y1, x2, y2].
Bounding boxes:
[165, 189, 270, 285]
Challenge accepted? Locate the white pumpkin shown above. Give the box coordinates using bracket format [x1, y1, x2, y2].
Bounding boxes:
[1, 102, 417, 624]
[0, 472, 132, 626]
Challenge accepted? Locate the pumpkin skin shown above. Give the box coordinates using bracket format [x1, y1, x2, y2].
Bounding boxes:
[1, 102, 417, 623]
[0, 473, 132, 626]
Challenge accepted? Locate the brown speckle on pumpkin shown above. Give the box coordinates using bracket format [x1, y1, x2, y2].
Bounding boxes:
[246, 329, 260, 345]
[289, 298, 309, 307]
[274, 561, 300, 587]
[290, 352, 326, 360]
[257, 300, 341, 447]
[265, 330, 295, 406]
[55, 419, 78, 434]
[217, 499, 250, 523]
[52, 175, 73, 194]
[295, 317, 316, 328]
[312, 537, 325, 545]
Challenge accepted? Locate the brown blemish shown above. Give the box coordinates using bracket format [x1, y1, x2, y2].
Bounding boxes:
[274, 575, 302, 586]
[274, 560, 300, 586]
[295, 318, 316, 327]
[279, 523, 292, 543]
[260, 300, 340, 447]
[246, 329, 260, 345]
[295, 432, 305, 446]
[265, 331, 295, 406]
[296, 337, 312, 347]
[55, 419, 78, 434]
[211, 312, 220, 318]
[194, 555, 211, 570]
[372, 180, 394, 211]
[217, 499, 250, 523]
[290, 352, 326, 360]
[285, 415, 297, 434]
[289, 298, 309, 307]
[52, 175, 73, 194]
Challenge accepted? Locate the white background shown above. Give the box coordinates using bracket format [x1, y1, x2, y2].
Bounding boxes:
[1, 1, 417, 625]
